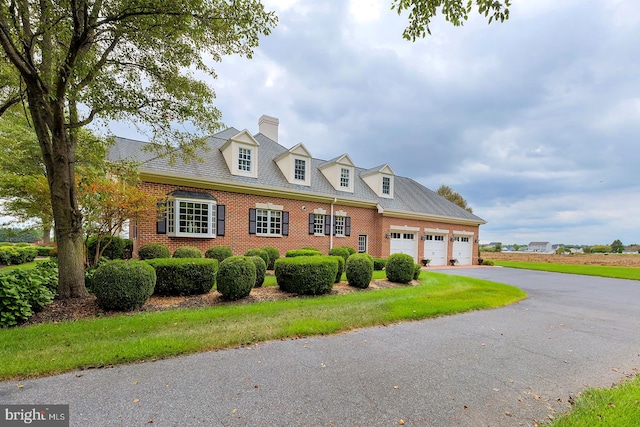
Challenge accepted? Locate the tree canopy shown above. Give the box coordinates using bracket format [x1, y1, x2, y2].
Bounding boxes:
[0, 0, 277, 298]
[436, 184, 473, 213]
[392, 0, 511, 40]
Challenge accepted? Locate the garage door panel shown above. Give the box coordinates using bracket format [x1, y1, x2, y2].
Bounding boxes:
[390, 232, 417, 261]
[423, 234, 447, 266]
[452, 236, 472, 265]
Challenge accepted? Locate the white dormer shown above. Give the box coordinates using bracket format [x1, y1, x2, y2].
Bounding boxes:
[275, 142, 312, 186]
[360, 164, 395, 199]
[319, 154, 355, 193]
[220, 130, 260, 178]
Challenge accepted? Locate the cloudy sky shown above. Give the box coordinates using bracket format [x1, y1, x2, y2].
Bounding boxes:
[115, 0, 640, 246]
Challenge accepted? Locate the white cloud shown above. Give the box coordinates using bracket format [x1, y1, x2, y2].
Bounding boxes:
[347, 0, 383, 23]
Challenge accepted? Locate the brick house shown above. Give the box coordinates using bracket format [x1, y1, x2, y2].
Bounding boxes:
[108, 115, 486, 266]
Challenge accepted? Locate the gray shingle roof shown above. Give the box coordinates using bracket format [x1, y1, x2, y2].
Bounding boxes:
[107, 128, 485, 224]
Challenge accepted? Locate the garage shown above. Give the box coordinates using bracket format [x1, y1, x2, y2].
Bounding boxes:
[390, 232, 417, 261]
[452, 235, 472, 265]
[423, 234, 448, 266]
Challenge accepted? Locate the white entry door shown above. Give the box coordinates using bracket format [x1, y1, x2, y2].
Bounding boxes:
[390, 232, 417, 261]
[423, 234, 447, 266]
[452, 236, 472, 265]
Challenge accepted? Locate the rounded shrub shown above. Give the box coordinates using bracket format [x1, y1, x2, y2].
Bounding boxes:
[413, 263, 422, 280]
[138, 243, 171, 260]
[482, 259, 495, 266]
[146, 258, 218, 296]
[339, 246, 356, 256]
[92, 260, 156, 311]
[328, 247, 350, 263]
[285, 249, 322, 258]
[249, 256, 267, 288]
[274, 256, 338, 295]
[262, 247, 280, 270]
[205, 245, 233, 263]
[329, 255, 345, 283]
[173, 246, 202, 258]
[345, 253, 373, 289]
[245, 248, 269, 267]
[217, 256, 256, 301]
[372, 257, 387, 271]
[386, 253, 416, 284]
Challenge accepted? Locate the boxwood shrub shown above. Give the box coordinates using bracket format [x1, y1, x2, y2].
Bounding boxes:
[262, 247, 280, 270]
[217, 256, 256, 301]
[328, 255, 345, 283]
[274, 256, 338, 295]
[339, 246, 356, 256]
[92, 260, 156, 311]
[0, 246, 38, 265]
[285, 249, 322, 258]
[328, 247, 350, 263]
[205, 245, 233, 263]
[372, 257, 386, 271]
[138, 243, 170, 260]
[245, 248, 269, 267]
[413, 263, 422, 280]
[146, 258, 218, 296]
[36, 246, 55, 257]
[173, 246, 202, 258]
[345, 253, 373, 289]
[248, 256, 267, 288]
[386, 253, 415, 284]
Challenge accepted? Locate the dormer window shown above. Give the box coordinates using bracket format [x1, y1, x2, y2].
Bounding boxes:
[294, 158, 306, 181]
[220, 130, 260, 178]
[238, 147, 252, 172]
[382, 176, 391, 195]
[340, 168, 350, 188]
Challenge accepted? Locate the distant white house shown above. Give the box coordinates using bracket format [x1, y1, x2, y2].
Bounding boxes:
[528, 242, 552, 253]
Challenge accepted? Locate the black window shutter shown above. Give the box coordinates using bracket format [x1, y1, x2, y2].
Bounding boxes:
[308, 213, 315, 235]
[282, 211, 290, 236]
[216, 205, 226, 236]
[324, 215, 331, 235]
[345, 216, 351, 236]
[156, 202, 167, 234]
[249, 208, 257, 234]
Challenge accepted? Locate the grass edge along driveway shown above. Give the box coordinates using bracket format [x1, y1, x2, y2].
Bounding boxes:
[490, 260, 640, 281]
[0, 272, 525, 380]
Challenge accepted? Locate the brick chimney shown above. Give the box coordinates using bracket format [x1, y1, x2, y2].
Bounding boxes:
[258, 115, 279, 143]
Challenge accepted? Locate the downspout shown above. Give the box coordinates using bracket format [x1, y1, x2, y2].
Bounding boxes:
[330, 197, 337, 250]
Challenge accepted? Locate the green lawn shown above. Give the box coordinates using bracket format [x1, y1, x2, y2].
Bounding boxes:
[490, 261, 640, 281]
[548, 375, 640, 427]
[0, 259, 49, 273]
[0, 271, 525, 380]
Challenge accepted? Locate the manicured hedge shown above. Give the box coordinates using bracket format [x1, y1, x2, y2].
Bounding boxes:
[386, 253, 415, 284]
[285, 249, 322, 258]
[345, 253, 373, 289]
[328, 255, 345, 283]
[173, 246, 203, 258]
[262, 247, 280, 270]
[205, 246, 233, 263]
[146, 258, 218, 296]
[0, 246, 38, 265]
[274, 256, 338, 295]
[413, 263, 422, 280]
[372, 257, 386, 271]
[138, 243, 171, 260]
[36, 246, 55, 257]
[245, 248, 269, 267]
[92, 260, 156, 311]
[217, 256, 256, 301]
[248, 256, 267, 288]
[339, 246, 356, 256]
[328, 247, 350, 263]
[86, 236, 133, 263]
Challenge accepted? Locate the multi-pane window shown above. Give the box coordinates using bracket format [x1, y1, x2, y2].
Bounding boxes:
[313, 214, 324, 235]
[403, 233, 415, 240]
[256, 209, 282, 236]
[425, 234, 445, 241]
[390, 232, 401, 239]
[334, 216, 345, 236]
[382, 176, 391, 195]
[294, 159, 306, 181]
[358, 235, 367, 253]
[340, 168, 350, 188]
[238, 147, 252, 172]
[166, 199, 215, 237]
[435, 235, 444, 241]
[453, 236, 470, 242]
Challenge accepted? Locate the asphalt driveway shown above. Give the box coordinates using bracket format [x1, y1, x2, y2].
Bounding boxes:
[2, 268, 639, 426]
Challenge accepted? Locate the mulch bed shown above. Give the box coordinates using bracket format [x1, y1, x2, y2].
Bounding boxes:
[23, 278, 418, 326]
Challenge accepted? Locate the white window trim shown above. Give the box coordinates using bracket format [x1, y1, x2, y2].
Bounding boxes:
[339, 167, 351, 190]
[334, 215, 346, 237]
[293, 156, 308, 184]
[167, 197, 216, 238]
[358, 235, 368, 253]
[256, 208, 282, 237]
[313, 213, 325, 236]
[234, 145, 258, 178]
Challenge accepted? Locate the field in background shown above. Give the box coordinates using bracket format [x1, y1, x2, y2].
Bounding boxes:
[483, 252, 640, 267]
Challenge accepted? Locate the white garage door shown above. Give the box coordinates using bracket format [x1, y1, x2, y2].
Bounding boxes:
[390, 232, 417, 261]
[423, 234, 447, 266]
[452, 236, 472, 265]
